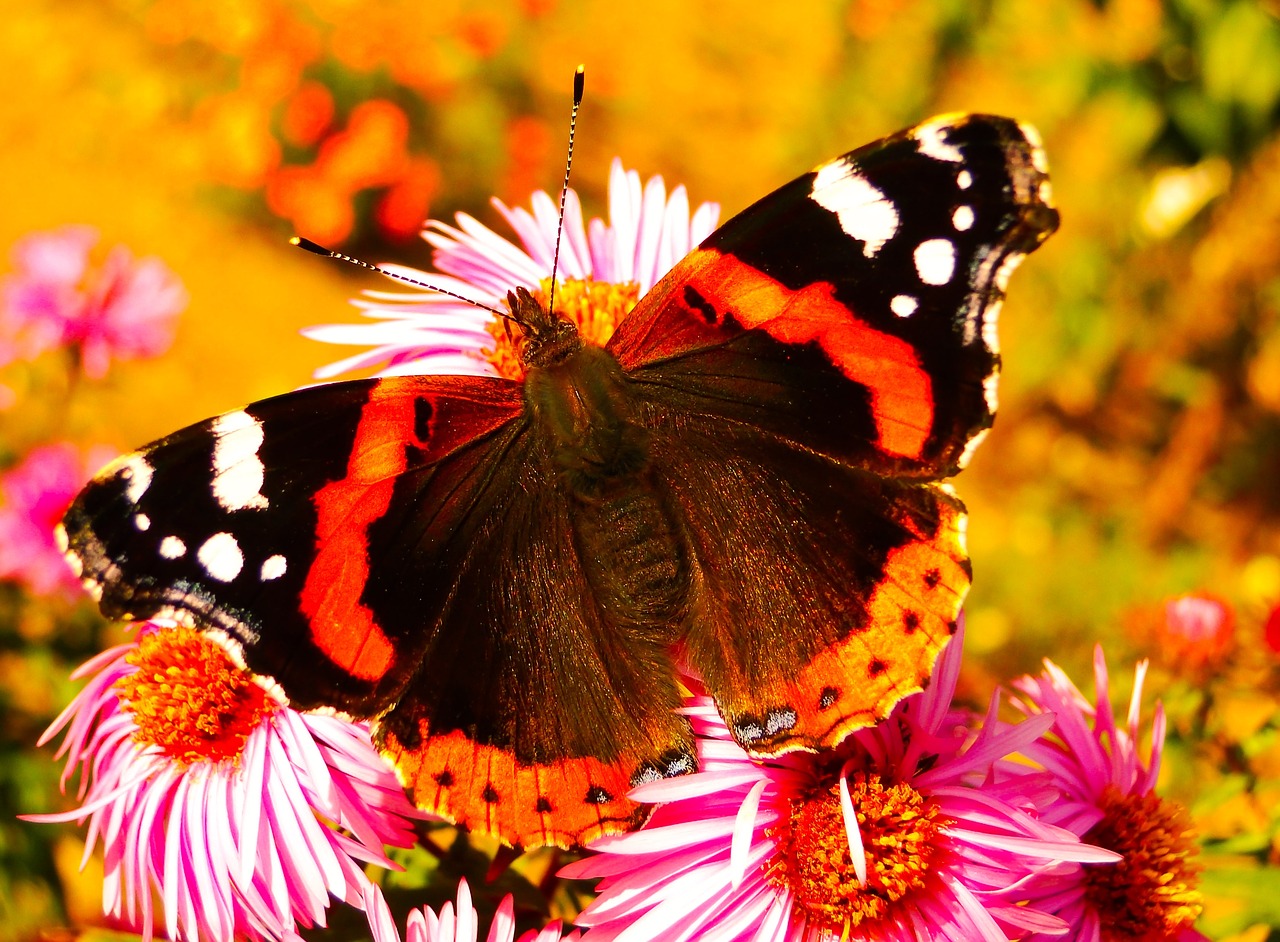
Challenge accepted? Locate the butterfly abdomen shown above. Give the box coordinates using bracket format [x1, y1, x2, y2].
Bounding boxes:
[524, 331, 690, 642]
[572, 485, 689, 641]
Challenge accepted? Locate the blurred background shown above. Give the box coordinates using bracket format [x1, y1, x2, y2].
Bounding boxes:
[2, 0, 1279, 938]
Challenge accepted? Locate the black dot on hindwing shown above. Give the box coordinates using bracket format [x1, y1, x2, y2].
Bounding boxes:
[481, 783, 500, 804]
[535, 796, 554, 813]
[682, 286, 719, 325]
[585, 786, 613, 805]
[818, 686, 840, 710]
[868, 659, 888, 677]
[947, 619, 959, 636]
[433, 769, 454, 787]
[903, 611, 920, 634]
[413, 396, 434, 443]
[923, 568, 941, 589]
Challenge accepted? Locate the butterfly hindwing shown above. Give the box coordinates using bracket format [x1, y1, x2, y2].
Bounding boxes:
[646, 419, 967, 753]
[375, 447, 694, 848]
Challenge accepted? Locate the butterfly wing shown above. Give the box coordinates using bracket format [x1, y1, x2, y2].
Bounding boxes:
[61, 375, 694, 847]
[609, 114, 1056, 753]
[610, 113, 1056, 478]
[62, 377, 525, 714]
[647, 422, 968, 753]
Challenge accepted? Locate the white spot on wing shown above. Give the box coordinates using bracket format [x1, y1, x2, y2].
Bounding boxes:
[159, 536, 187, 559]
[198, 533, 243, 582]
[958, 427, 991, 469]
[135, 513, 150, 531]
[983, 371, 1000, 412]
[211, 411, 269, 512]
[58, 524, 83, 577]
[957, 170, 973, 190]
[114, 454, 153, 504]
[914, 239, 956, 285]
[1019, 121, 1049, 173]
[810, 160, 899, 257]
[994, 252, 1025, 292]
[260, 554, 287, 581]
[981, 297, 1003, 353]
[952, 205, 974, 231]
[890, 294, 918, 317]
[912, 117, 965, 162]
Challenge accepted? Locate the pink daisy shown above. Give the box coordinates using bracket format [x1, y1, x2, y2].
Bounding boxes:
[1009, 649, 1207, 942]
[1, 225, 186, 379]
[1158, 594, 1233, 670]
[303, 158, 719, 379]
[562, 623, 1119, 942]
[25, 619, 423, 942]
[363, 878, 580, 942]
[0, 442, 115, 598]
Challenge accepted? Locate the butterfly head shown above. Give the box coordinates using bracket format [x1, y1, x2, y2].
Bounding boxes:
[506, 286, 584, 370]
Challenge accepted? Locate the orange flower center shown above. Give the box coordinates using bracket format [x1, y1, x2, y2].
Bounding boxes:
[115, 627, 279, 765]
[771, 773, 950, 935]
[1083, 785, 1204, 941]
[484, 276, 639, 379]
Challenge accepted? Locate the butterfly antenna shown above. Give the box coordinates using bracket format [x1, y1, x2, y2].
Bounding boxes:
[547, 64, 585, 319]
[290, 236, 513, 322]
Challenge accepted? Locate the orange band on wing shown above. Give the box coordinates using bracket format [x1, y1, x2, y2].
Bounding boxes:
[684, 248, 934, 460]
[299, 384, 419, 681]
[380, 723, 644, 849]
[774, 497, 969, 752]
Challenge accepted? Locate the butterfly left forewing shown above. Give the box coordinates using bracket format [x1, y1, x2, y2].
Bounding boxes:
[61, 376, 527, 715]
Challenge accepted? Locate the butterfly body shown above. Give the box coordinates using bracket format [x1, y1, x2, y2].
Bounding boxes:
[61, 114, 1058, 848]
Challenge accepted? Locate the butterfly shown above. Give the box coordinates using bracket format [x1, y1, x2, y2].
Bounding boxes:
[59, 113, 1057, 850]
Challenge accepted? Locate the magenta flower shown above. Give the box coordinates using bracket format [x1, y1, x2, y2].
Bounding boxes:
[1009, 649, 1207, 942]
[363, 878, 580, 942]
[0, 442, 115, 598]
[26, 620, 423, 942]
[562, 624, 1118, 942]
[303, 159, 719, 378]
[1, 225, 186, 378]
[1158, 594, 1233, 670]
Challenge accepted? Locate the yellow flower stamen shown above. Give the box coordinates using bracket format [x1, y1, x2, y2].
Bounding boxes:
[771, 773, 950, 935]
[484, 276, 640, 379]
[115, 627, 278, 765]
[1083, 784, 1204, 940]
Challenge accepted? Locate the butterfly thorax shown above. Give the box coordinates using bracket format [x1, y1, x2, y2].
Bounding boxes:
[515, 288, 690, 636]
[516, 287, 644, 488]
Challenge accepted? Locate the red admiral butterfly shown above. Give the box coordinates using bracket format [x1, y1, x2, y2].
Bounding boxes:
[59, 113, 1057, 849]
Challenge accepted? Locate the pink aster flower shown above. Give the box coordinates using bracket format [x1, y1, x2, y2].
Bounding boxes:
[0, 442, 115, 598]
[1009, 649, 1207, 942]
[303, 159, 719, 378]
[1, 225, 186, 378]
[26, 620, 423, 942]
[1159, 594, 1233, 670]
[563, 624, 1118, 942]
[363, 878, 580, 942]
